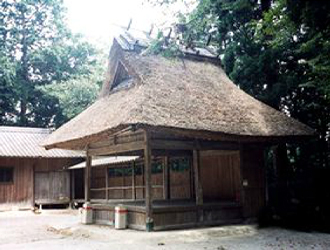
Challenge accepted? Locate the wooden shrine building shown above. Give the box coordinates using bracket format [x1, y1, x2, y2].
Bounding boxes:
[0, 126, 82, 209]
[43, 31, 314, 230]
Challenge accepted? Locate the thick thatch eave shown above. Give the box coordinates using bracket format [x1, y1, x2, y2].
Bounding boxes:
[43, 38, 314, 150]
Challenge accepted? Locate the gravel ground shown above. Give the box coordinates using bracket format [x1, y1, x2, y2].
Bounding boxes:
[0, 209, 330, 250]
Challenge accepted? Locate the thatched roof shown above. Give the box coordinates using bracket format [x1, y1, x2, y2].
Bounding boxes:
[43, 32, 314, 150]
[0, 126, 83, 158]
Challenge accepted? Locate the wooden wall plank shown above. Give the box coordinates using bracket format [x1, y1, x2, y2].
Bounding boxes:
[200, 150, 241, 201]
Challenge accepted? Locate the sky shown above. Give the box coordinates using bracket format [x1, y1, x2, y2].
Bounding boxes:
[63, 0, 196, 49]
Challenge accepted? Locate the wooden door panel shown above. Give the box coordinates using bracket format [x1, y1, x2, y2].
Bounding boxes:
[35, 171, 70, 204]
[200, 150, 240, 201]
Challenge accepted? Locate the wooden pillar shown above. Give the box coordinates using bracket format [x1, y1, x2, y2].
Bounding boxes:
[105, 166, 109, 201]
[142, 160, 145, 199]
[163, 156, 170, 200]
[132, 161, 136, 200]
[31, 164, 35, 208]
[144, 130, 153, 227]
[193, 148, 203, 223]
[84, 155, 92, 202]
[239, 143, 246, 215]
[190, 157, 194, 199]
[193, 149, 203, 206]
[71, 170, 75, 201]
[122, 166, 125, 199]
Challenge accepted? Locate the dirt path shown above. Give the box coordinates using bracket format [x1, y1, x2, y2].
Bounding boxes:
[0, 210, 330, 250]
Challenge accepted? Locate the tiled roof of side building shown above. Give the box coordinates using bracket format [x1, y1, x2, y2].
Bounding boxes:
[0, 126, 83, 158]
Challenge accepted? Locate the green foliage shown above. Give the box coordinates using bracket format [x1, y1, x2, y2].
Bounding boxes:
[144, 31, 183, 58]
[152, 0, 330, 168]
[38, 74, 101, 120]
[0, 0, 102, 127]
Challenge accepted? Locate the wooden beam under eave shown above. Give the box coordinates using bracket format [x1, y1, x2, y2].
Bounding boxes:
[150, 139, 239, 151]
[88, 141, 145, 156]
[151, 149, 192, 157]
[150, 139, 195, 150]
[145, 125, 312, 144]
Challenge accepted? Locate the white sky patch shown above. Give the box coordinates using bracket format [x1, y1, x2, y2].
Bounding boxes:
[63, 0, 196, 48]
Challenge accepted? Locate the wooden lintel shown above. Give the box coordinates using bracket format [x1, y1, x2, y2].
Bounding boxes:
[90, 185, 163, 191]
[151, 149, 192, 157]
[150, 139, 239, 151]
[150, 139, 194, 150]
[88, 141, 145, 156]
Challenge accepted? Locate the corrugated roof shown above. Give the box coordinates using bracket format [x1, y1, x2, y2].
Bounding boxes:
[69, 156, 139, 169]
[0, 126, 83, 158]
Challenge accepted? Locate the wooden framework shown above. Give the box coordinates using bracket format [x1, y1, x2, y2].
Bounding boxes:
[83, 126, 270, 231]
[0, 157, 81, 208]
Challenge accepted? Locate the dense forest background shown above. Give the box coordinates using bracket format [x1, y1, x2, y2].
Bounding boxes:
[159, 0, 330, 230]
[0, 0, 330, 230]
[0, 0, 104, 128]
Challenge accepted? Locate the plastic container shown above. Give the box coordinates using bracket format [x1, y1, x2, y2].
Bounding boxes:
[80, 202, 93, 224]
[115, 205, 128, 229]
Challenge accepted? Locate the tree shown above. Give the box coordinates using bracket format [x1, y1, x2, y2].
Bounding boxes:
[39, 58, 104, 119]
[151, 0, 330, 167]
[0, 0, 99, 127]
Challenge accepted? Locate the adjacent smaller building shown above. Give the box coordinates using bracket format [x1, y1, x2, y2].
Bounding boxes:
[0, 126, 83, 209]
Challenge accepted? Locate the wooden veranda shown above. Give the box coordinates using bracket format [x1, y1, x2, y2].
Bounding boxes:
[82, 125, 268, 231]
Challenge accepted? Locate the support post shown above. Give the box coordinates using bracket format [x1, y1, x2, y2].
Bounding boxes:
[71, 169, 75, 202]
[105, 166, 109, 201]
[144, 130, 153, 231]
[163, 156, 170, 200]
[84, 154, 92, 202]
[190, 157, 194, 199]
[193, 148, 203, 223]
[239, 143, 246, 216]
[193, 150, 203, 206]
[31, 164, 35, 209]
[132, 161, 136, 200]
[142, 159, 145, 199]
[122, 166, 125, 199]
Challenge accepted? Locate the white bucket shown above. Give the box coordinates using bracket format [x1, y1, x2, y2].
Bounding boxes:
[80, 202, 93, 225]
[115, 205, 128, 229]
